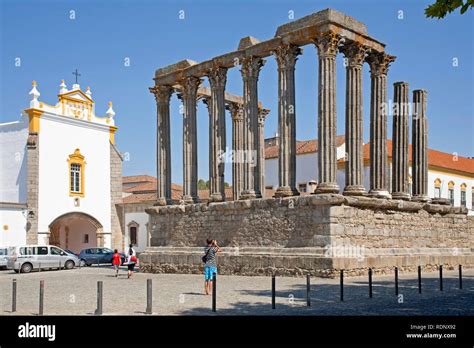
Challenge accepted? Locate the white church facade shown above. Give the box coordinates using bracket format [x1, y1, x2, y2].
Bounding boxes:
[0, 80, 124, 253]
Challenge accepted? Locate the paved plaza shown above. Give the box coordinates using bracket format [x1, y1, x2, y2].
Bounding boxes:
[0, 266, 472, 316]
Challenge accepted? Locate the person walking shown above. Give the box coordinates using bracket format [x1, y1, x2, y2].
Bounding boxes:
[126, 245, 138, 279]
[203, 239, 220, 295]
[112, 249, 121, 277]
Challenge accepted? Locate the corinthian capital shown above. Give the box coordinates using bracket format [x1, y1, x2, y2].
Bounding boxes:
[314, 31, 341, 58]
[227, 102, 244, 121]
[179, 76, 202, 98]
[339, 41, 368, 68]
[258, 109, 270, 125]
[208, 66, 228, 89]
[273, 44, 302, 70]
[240, 56, 266, 80]
[151, 85, 173, 104]
[366, 52, 396, 76]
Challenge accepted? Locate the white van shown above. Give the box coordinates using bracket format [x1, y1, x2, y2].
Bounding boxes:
[7, 245, 80, 273]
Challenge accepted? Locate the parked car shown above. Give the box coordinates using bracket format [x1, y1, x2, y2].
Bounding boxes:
[64, 249, 79, 257]
[78, 247, 125, 267]
[0, 247, 8, 269]
[7, 245, 80, 273]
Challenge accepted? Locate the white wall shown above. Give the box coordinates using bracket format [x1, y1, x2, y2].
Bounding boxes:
[0, 207, 27, 247]
[124, 208, 150, 253]
[426, 170, 473, 208]
[0, 118, 28, 203]
[37, 113, 112, 234]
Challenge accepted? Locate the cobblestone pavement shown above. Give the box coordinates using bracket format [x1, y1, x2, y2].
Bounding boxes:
[0, 266, 472, 315]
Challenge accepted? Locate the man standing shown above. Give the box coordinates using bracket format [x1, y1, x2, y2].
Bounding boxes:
[203, 239, 220, 295]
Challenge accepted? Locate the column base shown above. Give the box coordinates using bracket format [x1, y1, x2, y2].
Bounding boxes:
[368, 189, 392, 199]
[431, 197, 451, 205]
[342, 185, 366, 196]
[240, 190, 257, 200]
[182, 195, 201, 204]
[313, 182, 340, 194]
[274, 186, 300, 198]
[391, 192, 411, 201]
[411, 195, 431, 203]
[209, 193, 225, 203]
[154, 197, 173, 206]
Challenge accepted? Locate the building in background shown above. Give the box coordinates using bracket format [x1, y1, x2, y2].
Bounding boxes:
[264, 136, 474, 213]
[0, 80, 123, 251]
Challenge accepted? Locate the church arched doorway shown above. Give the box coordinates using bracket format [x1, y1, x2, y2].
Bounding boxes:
[48, 212, 103, 254]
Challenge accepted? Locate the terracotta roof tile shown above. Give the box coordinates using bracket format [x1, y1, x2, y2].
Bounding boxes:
[122, 175, 157, 184]
[265, 135, 345, 159]
[124, 181, 182, 194]
[353, 140, 474, 175]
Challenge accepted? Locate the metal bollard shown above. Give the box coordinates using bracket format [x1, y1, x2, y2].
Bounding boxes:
[368, 268, 373, 298]
[212, 273, 216, 312]
[439, 265, 443, 291]
[340, 270, 344, 302]
[395, 267, 399, 296]
[39, 280, 44, 315]
[306, 274, 311, 307]
[12, 279, 17, 313]
[418, 266, 422, 294]
[145, 279, 152, 314]
[459, 265, 463, 290]
[271, 274, 276, 309]
[39, 262, 41, 273]
[95, 281, 103, 315]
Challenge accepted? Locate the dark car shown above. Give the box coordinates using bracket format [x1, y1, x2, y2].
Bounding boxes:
[78, 248, 125, 267]
[64, 249, 78, 257]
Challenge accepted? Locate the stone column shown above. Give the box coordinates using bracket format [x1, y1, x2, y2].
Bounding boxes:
[391, 82, 411, 200]
[366, 52, 396, 198]
[240, 56, 265, 199]
[411, 89, 430, 202]
[153, 85, 173, 205]
[228, 103, 244, 200]
[257, 108, 269, 198]
[314, 32, 340, 194]
[273, 44, 301, 197]
[178, 76, 202, 203]
[207, 66, 228, 202]
[340, 42, 367, 196]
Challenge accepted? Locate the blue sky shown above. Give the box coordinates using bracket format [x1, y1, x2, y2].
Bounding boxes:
[1, 0, 472, 183]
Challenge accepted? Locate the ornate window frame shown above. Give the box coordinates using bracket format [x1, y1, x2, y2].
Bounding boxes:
[448, 181, 455, 205]
[67, 149, 86, 197]
[434, 178, 442, 198]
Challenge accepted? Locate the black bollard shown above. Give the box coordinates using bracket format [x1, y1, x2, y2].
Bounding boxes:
[12, 279, 17, 313]
[395, 267, 399, 296]
[39, 280, 44, 316]
[271, 275, 276, 309]
[306, 274, 311, 307]
[212, 273, 217, 312]
[459, 265, 463, 289]
[439, 265, 443, 291]
[368, 268, 373, 298]
[418, 266, 422, 294]
[145, 279, 152, 314]
[340, 270, 344, 302]
[95, 281, 103, 315]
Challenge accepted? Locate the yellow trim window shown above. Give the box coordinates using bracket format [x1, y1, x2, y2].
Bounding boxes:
[460, 183, 467, 208]
[68, 149, 86, 197]
[434, 178, 442, 198]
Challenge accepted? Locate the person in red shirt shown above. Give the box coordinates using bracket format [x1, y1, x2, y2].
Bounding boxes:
[112, 249, 121, 277]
